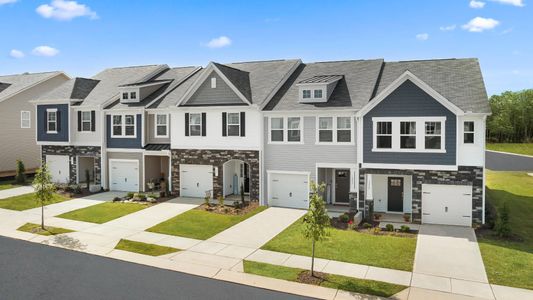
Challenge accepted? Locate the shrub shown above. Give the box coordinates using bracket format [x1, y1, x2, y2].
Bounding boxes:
[74, 185, 83, 194]
[362, 222, 372, 229]
[400, 225, 410, 233]
[113, 197, 122, 202]
[403, 214, 411, 222]
[127, 192, 135, 199]
[15, 160, 26, 185]
[135, 193, 147, 201]
[233, 201, 242, 209]
[218, 195, 225, 207]
[372, 227, 381, 234]
[204, 194, 210, 206]
[339, 213, 350, 223]
[347, 220, 356, 230]
[495, 202, 511, 237]
[147, 193, 159, 199]
[385, 224, 394, 232]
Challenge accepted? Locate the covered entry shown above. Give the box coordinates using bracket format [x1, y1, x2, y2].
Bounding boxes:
[223, 159, 250, 197]
[317, 164, 357, 205]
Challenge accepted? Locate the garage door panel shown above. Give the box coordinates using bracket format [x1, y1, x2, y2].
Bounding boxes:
[46, 155, 70, 184]
[422, 184, 472, 227]
[269, 172, 309, 209]
[110, 160, 139, 192]
[180, 164, 213, 198]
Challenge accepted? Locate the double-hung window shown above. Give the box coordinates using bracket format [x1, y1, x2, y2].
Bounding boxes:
[122, 92, 128, 100]
[337, 117, 351, 142]
[270, 117, 284, 142]
[47, 109, 57, 133]
[425, 121, 442, 149]
[189, 113, 202, 136]
[464, 121, 475, 144]
[21, 111, 30, 129]
[287, 117, 301, 142]
[400, 121, 416, 149]
[314, 89, 323, 98]
[155, 114, 168, 137]
[112, 114, 136, 137]
[130, 92, 137, 100]
[112, 115, 122, 136]
[124, 115, 135, 136]
[318, 117, 333, 142]
[302, 90, 311, 99]
[376, 121, 392, 148]
[227, 113, 240, 137]
[81, 111, 92, 132]
[269, 117, 302, 143]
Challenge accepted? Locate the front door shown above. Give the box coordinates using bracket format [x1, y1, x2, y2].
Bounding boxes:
[242, 163, 250, 194]
[388, 177, 403, 212]
[335, 169, 350, 204]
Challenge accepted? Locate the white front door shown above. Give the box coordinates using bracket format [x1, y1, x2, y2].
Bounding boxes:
[180, 164, 213, 198]
[46, 155, 70, 184]
[109, 160, 139, 192]
[269, 172, 309, 209]
[422, 184, 473, 227]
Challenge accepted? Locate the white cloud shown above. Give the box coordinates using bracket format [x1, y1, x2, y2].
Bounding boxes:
[206, 36, 232, 48]
[440, 24, 457, 31]
[0, 0, 17, 5]
[469, 0, 486, 8]
[32, 46, 59, 57]
[9, 49, 24, 58]
[489, 0, 525, 6]
[462, 17, 500, 32]
[416, 33, 429, 41]
[36, 0, 97, 21]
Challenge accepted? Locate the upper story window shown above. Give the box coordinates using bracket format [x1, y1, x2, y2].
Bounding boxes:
[317, 116, 354, 144]
[189, 113, 202, 136]
[318, 117, 333, 142]
[464, 121, 475, 144]
[111, 114, 136, 138]
[269, 117, 302, 143]
[122, 92, 128, 100]
[287, 117, 301, 142]
[155, 114, 168, 138]
[270, 117, 284, 142]
[337, 117, 351, 143]
[425, 122, 442, 149]
[81, 111, 92, 132]
[130, 92, 137, 100]
[47, 109, 57, 133]
[227, 113, 240, 137]
[21, 111, 30, 129]
[376, 121, 392, 149]
[400, 121, 416, 149]
[314, 89, 323, 98]
[302, 89, 311, 99]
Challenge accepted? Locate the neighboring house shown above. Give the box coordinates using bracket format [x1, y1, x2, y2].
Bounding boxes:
[33, 65, 168, 187]
[0, 71, 70, 176]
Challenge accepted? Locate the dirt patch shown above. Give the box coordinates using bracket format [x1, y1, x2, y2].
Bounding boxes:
[196, 201, 259, 216]
[297, 270, 327, 286]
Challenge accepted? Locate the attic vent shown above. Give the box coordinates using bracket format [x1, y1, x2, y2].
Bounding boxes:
[211, 77, 216, 88]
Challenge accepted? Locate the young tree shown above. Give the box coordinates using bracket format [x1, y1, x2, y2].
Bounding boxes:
[495, 202, 511, 238]
[33, 163, 56, 230]
[302, 181, 330, 277]
[15, 159, 26, 185]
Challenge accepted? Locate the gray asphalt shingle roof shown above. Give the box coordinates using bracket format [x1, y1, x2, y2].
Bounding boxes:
[36, 77, 100, 102]
[149, 70, 203, 109]
[297, 75, 344, 84]
[0, 71, 65, 103]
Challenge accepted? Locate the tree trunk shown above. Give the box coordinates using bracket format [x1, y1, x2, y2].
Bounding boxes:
[311, 239, 315, 277]
[41, 202, 45, 230]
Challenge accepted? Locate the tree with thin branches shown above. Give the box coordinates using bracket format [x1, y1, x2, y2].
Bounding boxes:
[33, 163, 56, 230]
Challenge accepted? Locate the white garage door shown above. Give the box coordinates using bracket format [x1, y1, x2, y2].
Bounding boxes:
[422, 184, 472, 227]
[109, 160, 139, 192]
[269, 172, 309, 209]
[180, 164, 213, 198]
[46, 155, 70, 184]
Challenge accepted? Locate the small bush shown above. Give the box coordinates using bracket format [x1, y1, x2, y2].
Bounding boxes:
[113, 197, 122, 202]
[385, 224, 394, 232]
[372, 227, 381, 234]
[218, 195, 224, 207]
[72, 185, 82, 194]
[15, 160, 26, 185]
[126, 192, 135, 199]
[400, 225, 410, 233]
[233, 201, 242, 209]
[339, 213, 350, 223]
[135, 193, 147, 201]
[495, 202, 511, 237]
[204, 194, 210, 206]
[362, 222, 372, 229]
[347, 220, 356, 230]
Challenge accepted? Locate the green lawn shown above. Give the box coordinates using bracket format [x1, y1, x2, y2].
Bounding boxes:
[147, 206, 267, 240]
[17, 223, 73, 236]
[0, 193, 70, 211]
[477, 171, 533, 290]
[57, 202, 150, 224]
[115, 239, 179, 256]
[243, 261, 406, 297]
[262, 218, 417, 271]
[487, 143, 533, 156]
[0, 179, 21, 191]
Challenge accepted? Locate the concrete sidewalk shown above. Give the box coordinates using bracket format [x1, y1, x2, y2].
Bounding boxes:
[0, 186, 34, 199]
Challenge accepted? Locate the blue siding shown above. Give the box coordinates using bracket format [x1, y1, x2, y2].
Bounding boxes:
[106, 114, 143, 149]
[36, 104, 69, 142]
[363, 80, 456, 165]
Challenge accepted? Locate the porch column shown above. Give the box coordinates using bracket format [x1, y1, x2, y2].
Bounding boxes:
[365, 174, 374, 222]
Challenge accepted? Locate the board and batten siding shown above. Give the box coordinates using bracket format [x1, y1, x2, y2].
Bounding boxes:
[363, 80, 457, 165]
[263, 116, 357, 203]
[184, 71, 246, 106]
[36, 104, 69, 142]
[106, 114, 143, 149]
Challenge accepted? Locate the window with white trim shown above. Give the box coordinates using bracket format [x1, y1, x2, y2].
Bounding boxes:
[227, 113, 240, 136]
[130, 92, 137, 100]
[400, 121, 416, 149]
[287, 117, 301, 142]
[81, 111, 92, 132]
[211, 77, 216, 88]
[189, 113, 202, 136]
[124, 115, 135, 136]
[111, 114, 136, 137]
[155, 114, 168, 137]
[302, 89, 311, 99]
[337, 117, 351, 142]
[21, 111, 30, 129]
[425, 121, 442, 149]
[122, 92, 128, 100]
[270, 117, 284, 142]
[47, 110, 57, 133]
[314, 89, 323, 98]
[464, 121, 474, 144]
[112, 115, 122, 136]
[318, 117, 333, 142]
[376, 121, 392, 148]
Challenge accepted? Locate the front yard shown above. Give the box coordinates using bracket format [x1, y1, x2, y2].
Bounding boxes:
[486, 143, 533, 156]
[477, 171, 533, 290]
[147, 205, 267, 240]
[0, 179, 21, 191]
[262, 218, 417, 271]
[57, 202, 150, 224]
[0, 193, 70, 211]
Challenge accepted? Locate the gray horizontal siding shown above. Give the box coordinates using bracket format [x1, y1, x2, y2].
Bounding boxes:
[37, 104, 69, 142]
[185, 71, 245, 106]
[363, 80, 456, 165]
[106, 114, 143, 149]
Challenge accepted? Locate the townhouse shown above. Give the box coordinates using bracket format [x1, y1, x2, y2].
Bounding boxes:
[30, 57, 490, 227]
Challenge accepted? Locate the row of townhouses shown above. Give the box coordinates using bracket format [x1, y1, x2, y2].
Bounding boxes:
[12, 58, 489, 227]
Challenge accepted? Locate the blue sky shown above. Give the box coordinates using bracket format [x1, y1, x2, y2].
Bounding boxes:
[1, 0, 531, 95]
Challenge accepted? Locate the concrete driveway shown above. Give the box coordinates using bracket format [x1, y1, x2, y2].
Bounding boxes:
[486, 150, 533, 171]
[414, 224, 488, 283]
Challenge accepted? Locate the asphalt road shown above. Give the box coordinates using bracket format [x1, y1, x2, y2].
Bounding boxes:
[0, 236, 313, 300]
[486, 150, 533, 171]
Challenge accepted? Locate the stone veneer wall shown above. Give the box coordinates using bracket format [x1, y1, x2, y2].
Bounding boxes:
[41, 145, 101, 185]
[358, 166, 484, 225]
[171, 149, 260, 201]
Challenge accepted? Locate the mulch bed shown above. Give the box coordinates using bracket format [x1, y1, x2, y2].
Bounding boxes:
[330, 212, 356, 230]
[197, 200, 259, 216]
[297, 270, 327, 286]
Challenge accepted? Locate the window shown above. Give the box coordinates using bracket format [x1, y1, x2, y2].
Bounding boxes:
[302, 89, 311, 99]
[314, 89, 323, 98]
[318, 117, 333, 142]
[227, 113, 240, 136]
[155, 114, 168, 137]
[400, 121, 416, 149]
[47, 110, 57, 133]
[337, 117, 351, 142]
[21, 111, 30, 129]
[112, 115, 122, 136]
[287, 117, 301, 142]
[211, 77, 216, 88]
[81, 111, 92, 131]
[112, 114, 136, 137]
[376, 121, 392, 148]
[125, 115, 135, 136]
[122, 92, 128, 100]
[464, 121, 475, 144]
[270, 117, 284, 142]
[130, 92, 137, 100]
[189, 113, 202, 136]
[425, 121, 442, 149]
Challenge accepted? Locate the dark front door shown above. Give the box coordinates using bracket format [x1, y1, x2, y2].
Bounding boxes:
[387, 177, 403, 212]
[243, 163, 250, 194]
[335, 169, 350, 204]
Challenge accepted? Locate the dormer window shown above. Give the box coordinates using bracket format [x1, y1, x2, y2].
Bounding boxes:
[297, 75, 343, 103]
[130, 92, 137, 99]
[122, 92, 128, 100]
[302, 90, 311, 99]
[314, 89, 323, 98]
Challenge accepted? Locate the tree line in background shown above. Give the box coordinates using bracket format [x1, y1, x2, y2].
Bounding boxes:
[487, 89, 533, 143]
